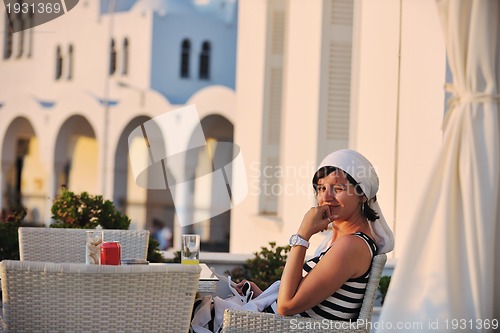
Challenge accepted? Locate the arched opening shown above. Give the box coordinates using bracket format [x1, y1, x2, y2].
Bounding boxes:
[3, 13, 13, 59]
[54, 115, 98, 196]
[188, 114, 234, 252]
[122, 38, 129, 75]
[26, 12, 34, 57]
[55, 46, 63, 80]
[16, 14, 24, 58]
[1, 117, 46, 224]
[109, 38, 117, 75]
[180, 39, 191, 78]
[67, 44, 74, 80]
[114, 117, 175, 244]
[199, 41, 211, 80]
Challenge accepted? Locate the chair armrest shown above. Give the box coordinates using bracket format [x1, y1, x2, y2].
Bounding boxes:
[222, 309, 369, 333]
[222, 254, 386, 333]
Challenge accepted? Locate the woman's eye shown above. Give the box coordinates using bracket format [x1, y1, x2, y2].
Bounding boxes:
[333, 186, 345, 193]
[317, 186, 326, 193]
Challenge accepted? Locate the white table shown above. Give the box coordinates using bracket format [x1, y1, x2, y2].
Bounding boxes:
[198, 263, 219, 295]
[150, 262, 219, 294]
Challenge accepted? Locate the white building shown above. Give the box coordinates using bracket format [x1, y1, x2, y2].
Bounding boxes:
[0, 0, 446, 257]
[233, 0, 445, 257]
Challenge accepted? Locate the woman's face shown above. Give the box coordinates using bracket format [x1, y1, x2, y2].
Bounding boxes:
[316, 170, 363, 222]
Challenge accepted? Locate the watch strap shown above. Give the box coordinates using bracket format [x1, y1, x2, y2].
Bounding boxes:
[290, 234, 310, 249]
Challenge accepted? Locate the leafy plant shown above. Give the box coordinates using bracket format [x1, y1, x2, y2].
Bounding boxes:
[0, 209, 26, 299]
[377, 275, 391, 305]
[164, 250, 181, 263]
[0, 208, 26, 261]
[228, 242, 290, 290]
[50, 189, 165, 263]
[51, 190, 130, 230]
[147, 237, 167, 263]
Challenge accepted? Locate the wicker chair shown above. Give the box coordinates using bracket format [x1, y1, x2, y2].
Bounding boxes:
[0, 260, 200, 333]
[18, 227, 150, 263]
[222, 253, 387, 333]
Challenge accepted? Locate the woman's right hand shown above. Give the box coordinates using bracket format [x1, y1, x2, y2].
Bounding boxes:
[297, 205, 331, 239]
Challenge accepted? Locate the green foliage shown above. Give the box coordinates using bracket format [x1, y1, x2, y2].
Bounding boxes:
[163, 250, 181, 263]
[377, 275, 391, 305]
[0, 209, 26, 261]
[229, 242, 290, 290]
[50, 189, 165, 263]
[147, 237, 167, 263]
[51, 190, 130, 230]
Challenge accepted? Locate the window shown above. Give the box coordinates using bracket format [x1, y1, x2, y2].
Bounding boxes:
[122, 38, 129, 75]
[26, 12, 34, 57]
[16, 15, 24, 58]
[3, 12, 33, 59]
[180, 39, 190, 78]
[55, 46, 63, 80]
[4, 13, 13, 59]
[109, 38, 116, 75]
[199, 41, 211, 80]
[67, 45, 74, 80]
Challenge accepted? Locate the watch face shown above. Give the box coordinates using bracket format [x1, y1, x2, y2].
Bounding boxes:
[289, 234, 309, 248]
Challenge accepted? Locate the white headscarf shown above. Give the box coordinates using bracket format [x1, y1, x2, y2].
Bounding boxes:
[315, 149, 394, 254]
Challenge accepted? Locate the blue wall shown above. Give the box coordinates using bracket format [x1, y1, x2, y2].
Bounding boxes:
[150, 6, 237, 104]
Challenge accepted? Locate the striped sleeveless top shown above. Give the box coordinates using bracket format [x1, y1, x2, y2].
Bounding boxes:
[299, 232, 377, 321]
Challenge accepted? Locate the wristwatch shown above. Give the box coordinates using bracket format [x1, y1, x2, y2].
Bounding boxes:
[289, 234, 310, 249]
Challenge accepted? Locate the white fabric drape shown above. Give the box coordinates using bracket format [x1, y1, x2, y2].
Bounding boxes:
[378, 1, 500, 332]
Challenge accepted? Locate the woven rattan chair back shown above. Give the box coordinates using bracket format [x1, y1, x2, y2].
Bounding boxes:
[0, 260, 200, 333]
[18, 227, 149, 263]
[222, 253, 387, 333]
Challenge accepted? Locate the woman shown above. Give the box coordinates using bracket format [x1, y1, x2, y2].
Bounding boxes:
[236, 149, 394, 321]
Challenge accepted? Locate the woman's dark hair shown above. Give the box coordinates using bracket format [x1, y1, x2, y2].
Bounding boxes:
[312, 166, 379, 222]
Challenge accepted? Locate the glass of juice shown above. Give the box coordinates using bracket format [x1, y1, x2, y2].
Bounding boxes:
[181, 234, 200, 265]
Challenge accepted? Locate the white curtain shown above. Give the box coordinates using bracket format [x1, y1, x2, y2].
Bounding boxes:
[378, 1, 500, 332]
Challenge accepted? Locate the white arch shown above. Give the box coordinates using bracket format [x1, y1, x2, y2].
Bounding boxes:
[187, 85, 236, 124]
[51, 90, 107, 146]
[0, 94, 45, 156]
[0, 112, 45, 223]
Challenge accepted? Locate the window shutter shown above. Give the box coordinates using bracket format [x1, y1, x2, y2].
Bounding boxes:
[271, 11, 285, 55]
[267, 67, 283, 145]
[260, 3, 286, 214]
[330, 0, 353, 26]
[326, 41, 351, 141]
[325, 0, 353, 148]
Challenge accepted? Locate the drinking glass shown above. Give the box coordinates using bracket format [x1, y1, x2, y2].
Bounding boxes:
[86, 230, 102, 264]
[181, 234, 200, 265]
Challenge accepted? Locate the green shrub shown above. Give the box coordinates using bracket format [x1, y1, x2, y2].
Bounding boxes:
[147, 237, 168, 263]
[0, 209, 26, 261]
[155, 250, 181, 264]
[228, 242, 290, 290]
[51, 190, 130, 229]
[50, 189, 164, 263]
[377, 275, 391, 305]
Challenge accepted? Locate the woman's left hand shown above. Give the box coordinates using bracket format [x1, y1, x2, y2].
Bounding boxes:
[234, 280, 263, 298]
